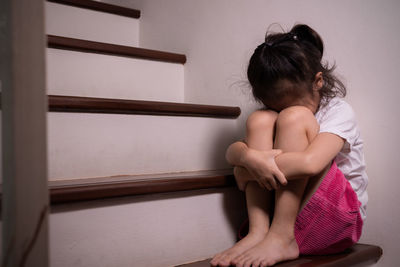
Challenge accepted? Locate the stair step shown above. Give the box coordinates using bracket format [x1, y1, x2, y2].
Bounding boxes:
[48, 35, 187, 64]
[49, 169, 235, 204]
[47, 36, 186, 102]
[46, 1, 139, 46]
[47, 0, 140, 18]
[48, 95, 241, 118]
[0, 94, 240, 179]
[47, 113, 238, 179]
[177, 244, 383, 267]
[47, 47, 184, 102]
[0, 94, 241, 118]
[0, 170, 235, 205]
[49, 186, 246, 267]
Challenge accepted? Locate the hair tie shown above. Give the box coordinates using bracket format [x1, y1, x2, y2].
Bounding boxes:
[265, 41, 273, 47]
[289, 32, 298, 41]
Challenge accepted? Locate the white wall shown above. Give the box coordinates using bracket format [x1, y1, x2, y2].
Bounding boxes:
[46, 1, 140, 46]
[104, 0, 400, 266]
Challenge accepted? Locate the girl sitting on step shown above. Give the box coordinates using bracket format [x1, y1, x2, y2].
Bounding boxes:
[211, 24, 367, 267]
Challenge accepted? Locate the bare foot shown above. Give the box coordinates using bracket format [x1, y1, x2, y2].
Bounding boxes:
[232, 231, 299, 267]
[210, 232, 266, 267]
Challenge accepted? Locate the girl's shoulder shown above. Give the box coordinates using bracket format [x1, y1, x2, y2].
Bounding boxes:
[316, 97, 355, 122]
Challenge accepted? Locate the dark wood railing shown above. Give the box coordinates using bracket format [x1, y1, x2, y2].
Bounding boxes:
[48, 95, 241, 118]
[48, 35, 187, 64]
[50, 170, 235, 204]
[48, 0, 141, 18]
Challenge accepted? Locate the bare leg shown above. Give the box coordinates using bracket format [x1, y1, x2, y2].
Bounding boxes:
[233, 106, 322, 267]
[211, 110, 277, 267]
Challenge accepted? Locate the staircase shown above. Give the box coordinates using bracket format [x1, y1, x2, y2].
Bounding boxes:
[10, 1, 380, 266]
[44, 1, 246, 266]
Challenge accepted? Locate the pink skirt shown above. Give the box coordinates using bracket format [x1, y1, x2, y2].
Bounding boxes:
[238, 162, 363, 255]
[294, 161, 363, 255]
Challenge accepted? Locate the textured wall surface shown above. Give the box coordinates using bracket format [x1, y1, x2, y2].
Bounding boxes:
[109, 1, 400, 266]
[2, 0, 395, 266]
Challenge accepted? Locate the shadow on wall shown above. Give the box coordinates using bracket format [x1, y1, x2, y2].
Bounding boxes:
[207, 119, 248, 237]
[222, 187, 247, 241]
[206, 116, 242, 170]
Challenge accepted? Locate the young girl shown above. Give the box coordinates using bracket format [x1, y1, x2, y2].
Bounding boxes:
[211, 24, 367, 267]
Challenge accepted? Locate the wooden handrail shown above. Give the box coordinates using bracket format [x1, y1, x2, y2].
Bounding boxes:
[48, 35, 187, 64]
[47, 0, 141, 19]
[48, 170, 236, 204]
[48, 95, 241, 118]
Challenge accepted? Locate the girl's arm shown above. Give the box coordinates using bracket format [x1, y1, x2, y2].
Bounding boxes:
[227, 132, 344, 181]
[275, 132, 344, 179]
[226, 141, 287, 186]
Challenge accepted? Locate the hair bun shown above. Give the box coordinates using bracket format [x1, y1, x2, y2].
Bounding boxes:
[290, 24, 324, 56]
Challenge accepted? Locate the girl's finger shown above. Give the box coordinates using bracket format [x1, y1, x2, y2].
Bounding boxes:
[265, 183, 272, 191]
[275, 181, 280, 190]
[268, 177, 278, 190]
[248, 170, 265, 189]
[256, 180, 264, 188]
[259, 178, 272, 191]
[251, 176, 264, 189]
[248, 169, 258, 180]
[274, 169, 287, 186]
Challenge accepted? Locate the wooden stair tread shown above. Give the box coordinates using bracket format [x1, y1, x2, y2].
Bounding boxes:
[49, 169, 235, 204]
[0, 170, 235, 205]
[47, 0, 141, 18]
[48, 35, 186, 64]
[177, 243, 383, 267]
[48, 95, 241, 118]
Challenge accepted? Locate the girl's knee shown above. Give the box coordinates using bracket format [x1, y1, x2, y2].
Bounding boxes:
[276, 106, 319, 139]
[277, 106, 317, 128]
[246, 110, 278, 132]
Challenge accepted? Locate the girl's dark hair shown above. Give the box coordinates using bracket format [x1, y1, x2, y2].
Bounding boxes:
[247, 24, 346, 109]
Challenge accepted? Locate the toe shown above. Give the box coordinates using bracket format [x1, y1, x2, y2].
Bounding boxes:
[231, 255, 241, 265]
[265, 259, 275, 267]
[234, 257, 244, 267]
[233, 255, 246, 266]
[210, 253, 223, 266]
[218, 258, 230, 267]
[238, 255, 250, 267]
[243, 259, 253, 267]
[252, 259, 262, 267]
[219, 253, 235, 266]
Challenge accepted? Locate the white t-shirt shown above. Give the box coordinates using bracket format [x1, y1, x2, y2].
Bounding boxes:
[315, 97, 368, 221]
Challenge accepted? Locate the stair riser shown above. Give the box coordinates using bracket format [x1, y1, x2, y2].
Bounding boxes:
[47, 48, 184, 102]
[49, 188, 246, 267]
[0, 113, 236, 181]
[48, 113, 237, 180]
[46, 1, 139, 47]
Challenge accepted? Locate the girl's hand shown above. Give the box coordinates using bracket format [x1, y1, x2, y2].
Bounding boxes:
[242, 148, 287, 190]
